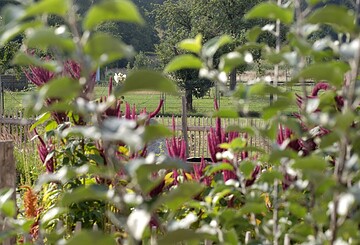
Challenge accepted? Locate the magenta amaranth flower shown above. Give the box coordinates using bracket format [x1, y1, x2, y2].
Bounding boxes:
[63, 60, 96, 95]
[192, 157, 212, 186]
[296, 82, 344, 111]
[34, 129, 55, 173]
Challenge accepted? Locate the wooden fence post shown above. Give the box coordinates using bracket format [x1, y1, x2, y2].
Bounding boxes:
[181, 96, 189, 157]
[0, 140, 16, 245]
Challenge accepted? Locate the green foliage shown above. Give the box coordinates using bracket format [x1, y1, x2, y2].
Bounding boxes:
[1, 0, 360, 244]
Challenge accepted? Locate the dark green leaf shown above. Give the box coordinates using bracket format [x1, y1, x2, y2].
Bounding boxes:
[115, 70, 178, 95]
[306, 5, 356, 33]
[246, 3, 294, 24]
[152, 182, 204, 211]
[67, 231, 116, 245]
[164, 54, 202, 73]
[83, 0, 144, 30]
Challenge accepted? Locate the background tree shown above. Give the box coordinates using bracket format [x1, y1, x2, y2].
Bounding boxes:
[154, 0, 265, 110]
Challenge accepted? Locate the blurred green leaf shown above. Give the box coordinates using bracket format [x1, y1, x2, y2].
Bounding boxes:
[293, 156, 328, 171]
[230, 137, 247, 151]
[25, 27, 75, 52]
[0, 5, 25, 24]
[178, 34, 203, 53]
[164, 54, 202, 73]
[84, 33, 134, 67]
[202, 35, 232, 58]
[41, 207, 68, 225]
[115, 70, 178, 95]
[83, 0, 144, 30]
[12, 52, 61, 72]
[158, 229, 215, 245]
[0, 189, 15, 217]
[239, 161, 256, 178]
[247, 26, 262, 42]
[294, 61, 350, 88]
[153, 182, 204, 211]
[40, 77, 81, 100]
[130, 158, 190, 193]
[144, 124, 173, 143]
[246, 3, 294, 24]
[212, 109, 238, 118]
[258, 170, 284, 183]
[240, 202, 267, 214]
[67, 231, 116, 245]
[262, 98, 294, 120]
[60, 185, 112, 206]
[225, 125, 255, 136]
[335, 111, 355, 131]
[24, 0, 70, 18]
[306, 5, 356, 33]
[219, 51, 246, 73]
[30, 112, 51, 131]
[0, 21, 42, 45]
[205, 162, 234, 176]
[289, 203, 307, 219]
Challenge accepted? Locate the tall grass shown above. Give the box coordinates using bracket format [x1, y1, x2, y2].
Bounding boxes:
[0, 128, 44, 186]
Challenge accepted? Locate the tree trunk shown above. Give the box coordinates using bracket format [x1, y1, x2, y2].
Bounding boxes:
[229, 69, 237, 91]
[185, 89, 193, 112]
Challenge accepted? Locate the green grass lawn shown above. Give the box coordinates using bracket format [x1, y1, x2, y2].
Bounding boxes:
[3, 84, 313, 116]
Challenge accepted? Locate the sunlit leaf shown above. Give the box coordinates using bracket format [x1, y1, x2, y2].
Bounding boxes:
[164, 54, 202, 73]
[178, 34, 203, 53]
[246, 3, 294, 24]
[115, 70, 178, 95]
